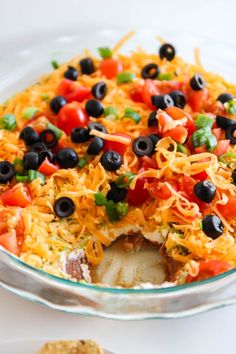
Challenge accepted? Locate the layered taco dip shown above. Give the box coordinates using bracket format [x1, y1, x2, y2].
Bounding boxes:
[0, 32, 236, 287]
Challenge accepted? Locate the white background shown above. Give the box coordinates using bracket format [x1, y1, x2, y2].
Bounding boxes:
[0, 0, 236, 353]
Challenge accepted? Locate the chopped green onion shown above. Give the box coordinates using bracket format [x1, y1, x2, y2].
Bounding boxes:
[0, 114, 16, 131]
[115, 172, 136, 188]
[123, 107, 141, 123]
[177, 144, 187, 154]
[78, 157, 87, 168]
[104, 106, 118, 118]
[15, 174, 28, 182]
[157, 73, 172, 81]
[117, 72, 135, 84]
[195, 114, 214, 129]
[51, 60, 59, 69]
[28, 170, 45, 184]
[98, 47, 112, 59]
[47, 122, 63, 139]
[225, 100, 236, 115]
[105, 200, 119, 222]
[22, 107, 38, 120]
[219, 152, 236, 165]
[116, 202, 129, 217]
[14, 158, 24, 173]
[192, 127, 217, 151]
[94, 192, 107, 206]
[41, 93, 50, 102]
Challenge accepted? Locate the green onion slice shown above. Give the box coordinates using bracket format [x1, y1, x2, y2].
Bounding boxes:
[78, 157, 87, 168]
[177, 144, 187, 154]
[51, 60, 59, 69]
[28, 170, 45, 184]
[22, 107, 38, 120]
[98, 47, 112, 59]
[219, 152, 236, 165]
[123, 107, 141, 123]
[14, 158, 24, 173]
[0, 113, 16, 131]
[192, 127, 217, 151]
[94, 192, 107, 206]
[225, 100, 236, 115]
[115, 172, 136, 188]
[116, 202, 129, 217]
[195, 114, 214, 129]
[158, 73, 172, 81]
[117, 72, 135, 84]
[104, 106, 118, 118]
[47, 122, 63, 139]
[15, 174, 28, 182]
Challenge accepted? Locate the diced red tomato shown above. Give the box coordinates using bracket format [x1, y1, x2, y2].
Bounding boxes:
[157, 110, 173, 134]
[155, 81, 182, 95]
[0, 208, 25, 254]
[1, 184, 31, 208]
[165, 106, 196, 135]
[0, 230, 19, 255]
[100, 58, 123, 79]
[141, 80, 160, 109]
[178, 175, 208, 209]
[188, 88, 208, 112]
[194, 145, 207, 154]
[140, 156, 158, 169]
[192, 171, 208, 181]
[57, 102, 89, 135]
[186, 260, 233, 283]
[163, 125, 188, 144]
[211, 140, 230, 157]
[57, 79, 91, 103]
[218, 197, 236, 219]
[130, 84, 143, 102]
[38, 158, 59, 176]
[212, 128, 224, 141]
[103, 133, 131, 157]
[127, 178, 150, 206]
[148, 179, 179, 200]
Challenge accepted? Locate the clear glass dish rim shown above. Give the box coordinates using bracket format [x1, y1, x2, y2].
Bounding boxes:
[1, 27, 236, 296]
[6, 250, 236, 294]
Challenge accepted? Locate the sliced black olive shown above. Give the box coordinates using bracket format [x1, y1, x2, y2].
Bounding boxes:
[202, 215, 224, 239]
[0, 161, 15, 184]
[38, 150, 55, 165]
[88, 122, 108, 135]
[30, 142, 47, 154]
[19, 126, 39, 146]
[56, 148, 78, 168]
[189, 74, 206, 91]
[147, 111, 158, 127]
[141, 63, 160, 79]
[49, 96, 67, 114]
[79, 57, 95, 75]
[159, 43, 175, 61]
[106, 182, 127, 203]
[132, 136, 154, 157]
[225, 123, 236, 144]
[54, 197, 75, 218]
[151, 94, 174, 110]
[91, 82, 107, 100]
[232, 169, 236, 185]
[87, 137, 104, 155]
[148, 134, 161, 154]
[23, 152, 39, 170]
[85, 99, 104, 118]
[39, 129, 58, 148]
[216, 115, 235, 130]
[169, 90, 186, 109]
[217, 93, 234, 104]
[100, 151, 122, 171]
[71, 127, 91, 143]
[194, 181, 216, 203]
[63, 66, 78, 81]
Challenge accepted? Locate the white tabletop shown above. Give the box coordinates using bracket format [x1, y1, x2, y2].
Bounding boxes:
[1, 0, 236, 353]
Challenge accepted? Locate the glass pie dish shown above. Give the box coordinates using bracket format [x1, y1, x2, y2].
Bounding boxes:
[1, 28, 236, 320]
